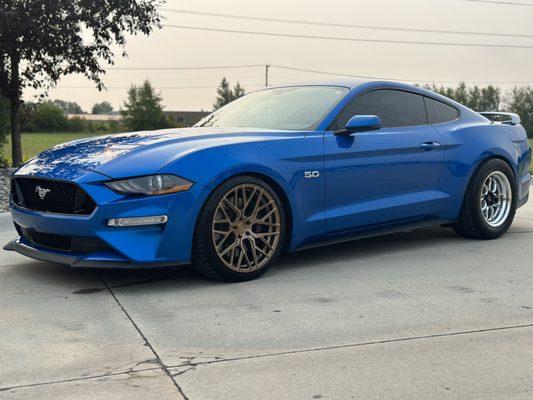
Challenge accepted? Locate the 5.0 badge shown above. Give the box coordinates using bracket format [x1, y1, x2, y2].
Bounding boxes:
[304, 171, 320, 179]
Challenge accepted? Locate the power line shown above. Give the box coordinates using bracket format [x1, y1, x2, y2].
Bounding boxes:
[59, 84, 264, 90]
[60, 86, 213, 89]
[108, 64, 264, 71]
[271, 65, 533, 85]
[71, 63, 533, 85]
[163, 24, 533, 49]
[465, 0, 533, 6]
[64, 76, 265, 83]
[80, 74, 264, 82]
[272, 65, 428, 82]
[162, 8, 533, 39]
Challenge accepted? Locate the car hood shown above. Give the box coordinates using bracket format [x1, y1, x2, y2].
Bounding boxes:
[15, 127, 299, 180]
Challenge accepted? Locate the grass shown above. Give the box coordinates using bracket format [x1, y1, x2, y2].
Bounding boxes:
[1, 133, 533, 173]
[2, 132, 103, 163]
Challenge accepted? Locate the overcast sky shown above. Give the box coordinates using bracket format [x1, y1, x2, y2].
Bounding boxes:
[24, 0, 533, 112]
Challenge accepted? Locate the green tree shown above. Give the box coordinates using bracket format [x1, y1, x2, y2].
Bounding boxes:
[506, 86, 533, 138]
[233, 82, 245, 99]
[213, 78, 232, 110]
[18, 102, 38, 132]
[213, 78, 246, 110]
[52, 100, 84, 114]
[0, 94, 9, 166]
[92, 101, 114, 115]
[67, 116, 88, 132]
[423, 84, 457, 103]
[33, 102, 69, 132]
[424, 82, 501, 111]
[467, 86, 482, 110]
[454, 82, 471, 107]
[464, 85, 501, 111]
[121, 80, 172, 131]
[479, 86, 501, 111]
[0, 1, 162, 166]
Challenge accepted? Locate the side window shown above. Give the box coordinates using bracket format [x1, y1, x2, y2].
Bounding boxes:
[425, 97, 459, 124]
[335, 89, 427, 130]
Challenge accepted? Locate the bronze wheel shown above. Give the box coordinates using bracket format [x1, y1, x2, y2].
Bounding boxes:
[193, 176, 286, 281]
[212, 183, 281, 272]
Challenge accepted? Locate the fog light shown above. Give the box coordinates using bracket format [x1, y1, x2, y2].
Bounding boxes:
[108, 215, 168, 227]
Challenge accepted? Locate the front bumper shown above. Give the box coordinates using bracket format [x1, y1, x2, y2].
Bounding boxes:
[6, 171, 209, 267]
[3, 237, 183, 268]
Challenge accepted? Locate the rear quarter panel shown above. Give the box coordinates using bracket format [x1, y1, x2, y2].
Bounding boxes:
[433, 119, 531, 219]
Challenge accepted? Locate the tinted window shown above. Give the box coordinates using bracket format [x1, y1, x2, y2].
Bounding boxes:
[196, 86, 349, 131]
[335, 89, 427, 129]
[425, 97, 459, 124]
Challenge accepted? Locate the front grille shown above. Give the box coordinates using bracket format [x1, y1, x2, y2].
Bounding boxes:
[16, 223, 109, 253]
[26, 230, 72, 251]
[16, 223, 72, 251]
[11, 177, 96, 215]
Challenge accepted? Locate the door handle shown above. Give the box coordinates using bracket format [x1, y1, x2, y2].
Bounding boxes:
[420, 141, 441, 151]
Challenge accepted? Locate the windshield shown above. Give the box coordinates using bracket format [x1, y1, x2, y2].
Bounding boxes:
[196, 86, 349, 131]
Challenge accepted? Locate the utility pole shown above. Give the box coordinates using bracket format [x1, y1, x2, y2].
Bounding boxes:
[265, 64, 270, 87]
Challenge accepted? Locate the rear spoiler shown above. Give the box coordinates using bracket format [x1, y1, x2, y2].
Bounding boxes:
[479, 112, 521, 125]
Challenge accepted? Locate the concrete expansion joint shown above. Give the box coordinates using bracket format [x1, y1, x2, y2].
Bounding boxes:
[97, 272, 191, 400]
[164, 322, 533, 371]
[1, 317, 532, 394]
[0, 367, 162, 393]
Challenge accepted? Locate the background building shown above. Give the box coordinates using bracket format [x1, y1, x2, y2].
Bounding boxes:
[68, 110, 211, 127]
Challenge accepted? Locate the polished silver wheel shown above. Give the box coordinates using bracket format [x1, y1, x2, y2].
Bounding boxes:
[480, 171, 512, 227]
[211, 183, 281, 272]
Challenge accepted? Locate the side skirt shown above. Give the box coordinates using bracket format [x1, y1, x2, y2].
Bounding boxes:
[292, 219, 455, 253]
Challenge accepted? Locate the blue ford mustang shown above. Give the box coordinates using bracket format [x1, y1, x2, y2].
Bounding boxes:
[5, 80, 531, 281]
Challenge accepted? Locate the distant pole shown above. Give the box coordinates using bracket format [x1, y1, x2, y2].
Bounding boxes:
[265, 64, 270, 87]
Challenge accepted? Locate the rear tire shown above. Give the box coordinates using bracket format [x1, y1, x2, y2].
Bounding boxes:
[192, 175, 286, 281]
[453, 159, 516, 240]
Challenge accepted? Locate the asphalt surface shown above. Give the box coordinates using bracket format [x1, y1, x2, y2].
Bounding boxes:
[0, 201, 532, 400]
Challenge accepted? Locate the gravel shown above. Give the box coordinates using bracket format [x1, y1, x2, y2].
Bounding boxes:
[0, 169, 12, 213]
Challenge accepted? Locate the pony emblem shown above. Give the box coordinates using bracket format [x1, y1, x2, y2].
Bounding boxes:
[35, 186, 51, 200]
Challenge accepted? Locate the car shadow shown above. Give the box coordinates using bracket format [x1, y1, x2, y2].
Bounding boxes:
[2, 225, 463, 294]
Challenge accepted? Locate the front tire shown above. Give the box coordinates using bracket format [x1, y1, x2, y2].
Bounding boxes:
[192, 176, 286, 281]
[453, 159, 516, 240]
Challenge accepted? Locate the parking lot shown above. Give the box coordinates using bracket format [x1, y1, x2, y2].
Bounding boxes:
[0, 200, 532, 399]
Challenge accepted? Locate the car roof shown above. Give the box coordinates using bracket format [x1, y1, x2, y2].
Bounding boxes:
[262, 79, 486, 125]
[267, 79, 472, 111]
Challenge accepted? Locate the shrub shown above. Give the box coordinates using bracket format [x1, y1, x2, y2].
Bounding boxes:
[33, 102, 69, 132]
[506, 87, 533, 138]
[92, 101, 114, 115]
[67, 116, 88, 132]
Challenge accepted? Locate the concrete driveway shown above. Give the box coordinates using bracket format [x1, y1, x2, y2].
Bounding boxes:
[1, 202, 532, 400]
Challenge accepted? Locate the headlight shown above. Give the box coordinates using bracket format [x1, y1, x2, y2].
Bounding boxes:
[105, 174, 193, 195]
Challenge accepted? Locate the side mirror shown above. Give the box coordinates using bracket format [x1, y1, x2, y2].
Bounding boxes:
[336, 115, 382, 136]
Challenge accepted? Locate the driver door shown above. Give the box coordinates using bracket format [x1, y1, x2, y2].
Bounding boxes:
[324, 89, 445, 234]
